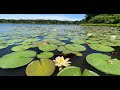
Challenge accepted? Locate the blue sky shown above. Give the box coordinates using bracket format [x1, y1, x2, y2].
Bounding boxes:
[0, 14, 86, 21]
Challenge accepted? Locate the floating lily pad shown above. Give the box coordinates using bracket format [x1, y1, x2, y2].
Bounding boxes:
[11, 45, 31, 51]
[58, 37, 68, 40]
[86, 40, 100, 44]
[0, 50, 36, 69]
[57, 66, 81, 76]
[0, 45, 8, 49]
[88, 44, 114, 52]
[74, 52, 83, 56]
[26, 59, 55, 76]
[86, 53, 120, 75]
[70, 39, 85, 44]
[65, 44, 86, 52]
[24, 38, 40, 43]
[82, 69, 99, 76]
[37, 52, 54, 59]
[62, 50, 79, 54]
[38, 44, 58, 51]
[57, 46, 67, 51]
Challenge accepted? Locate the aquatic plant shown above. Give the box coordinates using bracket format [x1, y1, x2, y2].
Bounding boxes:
[38, 43, 58, 51]
[0, 50, 36, 68]
[53, 56, 71, 70]
[65, 44, 86, 52]
[37, 52, 54, 59]
[88, 44, 114, 52]
[86, 53, 120, 75]
[26, 59, 55, 76]
[57, 66, 98, 76]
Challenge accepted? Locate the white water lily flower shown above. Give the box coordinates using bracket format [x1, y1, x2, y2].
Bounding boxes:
[54, 29, 56, 31]
[111, 35, 116, 40]
[53, 56, 71, 67]
[87, 33, 92, 36]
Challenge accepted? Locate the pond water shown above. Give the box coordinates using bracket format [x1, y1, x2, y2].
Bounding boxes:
[0, 23, 120, 76]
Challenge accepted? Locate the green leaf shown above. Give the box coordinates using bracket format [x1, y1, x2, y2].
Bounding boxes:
[26, 59, 55, 76]
[38, 43, 58, 51]
[74, 52, 83, 56]
[88, 44, 114, 52]
[82, 69, 99, 76]
[57, 46, 67, 51]
[0, 45, 8, 49]
[65, 44, 86, 52]
[0, 50, 36, 69]
[11, 45, 31, 51]
[57, 66, 81, 76]
[86, 53, 120, 75]
[37, 52, 54, 59]
[70, 39, 85, 44]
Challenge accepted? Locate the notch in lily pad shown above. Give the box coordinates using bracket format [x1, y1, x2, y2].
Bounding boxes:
[38, 43, 58, 51]
[37, 52, 54, 59]
[86, 53, 120, 75]
[26, 59, 55, 76]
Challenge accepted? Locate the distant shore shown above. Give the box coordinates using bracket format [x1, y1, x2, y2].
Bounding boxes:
[80, 24, 120, 27]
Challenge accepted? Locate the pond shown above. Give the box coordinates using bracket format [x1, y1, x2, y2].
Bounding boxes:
[0, 23, 120, 76]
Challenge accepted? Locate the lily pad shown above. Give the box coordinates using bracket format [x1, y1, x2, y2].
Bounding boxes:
[58, 37, 68, 40]
[86, 53, 120, 75]
[65, 44, 86, 52]
[70, 39, 85, 44]
[88, 44, 114, 52]
[0, 45, 8, 49]
[11, 45, 31, 51]
[74, 52, 83, 56]
[82, 69, 99, 76]
[0, 50, 36, 68]
[26, 59, 55, 76]
[57, 46, 67, 51]
[38, 44, 58, 51]
[57, 66, 81, 76]
[37, 52, 54, 59]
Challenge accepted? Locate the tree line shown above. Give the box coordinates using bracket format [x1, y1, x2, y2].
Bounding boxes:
[80, 14, 120, 24]
[0, 19, 80, 24]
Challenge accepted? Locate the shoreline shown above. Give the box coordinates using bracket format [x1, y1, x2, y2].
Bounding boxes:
[80, 24, 120, 27]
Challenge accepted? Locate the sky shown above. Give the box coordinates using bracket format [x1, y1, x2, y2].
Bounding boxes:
[0, 14, 86, 21]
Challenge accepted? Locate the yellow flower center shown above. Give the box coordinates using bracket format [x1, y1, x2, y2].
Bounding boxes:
[58, 58, 64, 64]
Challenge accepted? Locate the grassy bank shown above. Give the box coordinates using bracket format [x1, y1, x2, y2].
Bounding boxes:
[80, 24, 120, 27]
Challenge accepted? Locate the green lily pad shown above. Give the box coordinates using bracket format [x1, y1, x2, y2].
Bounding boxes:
[58, 37, 68, 40]
[37, 52, 54, 59]
[0, 50, 36, 69]
[26, 59, 55, 76]
[57, 46, 67, 51]
[57, 66, 81, 76]
[11, 45, 31, 51]
[70, 39, 85, 44]
[82, 69, 99, 76]
[38, 44, 58, 51]
[86, 53, 120, 75]
[0, 45, 8, 49]
[86, 40, 100, 44]
[24, 38, 40, 43]
[65, 44, 86, 52]
[74, 52, 83, 56]
[88, 44, 114, 52]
